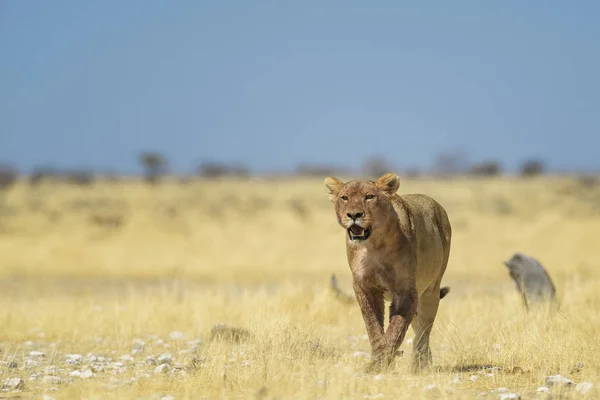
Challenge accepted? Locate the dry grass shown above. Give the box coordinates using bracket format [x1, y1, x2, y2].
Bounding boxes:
[0, 176, 599, 399]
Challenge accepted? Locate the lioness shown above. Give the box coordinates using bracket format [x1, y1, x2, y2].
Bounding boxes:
[324, 172, 451, 373]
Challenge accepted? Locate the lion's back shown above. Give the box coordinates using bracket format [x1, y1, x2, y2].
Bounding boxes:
[399, 194, 451, 246]
[393, 194, 452, 291]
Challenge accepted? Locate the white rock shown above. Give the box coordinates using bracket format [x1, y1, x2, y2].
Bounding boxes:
[240, 360, 251, 367]
[576, 382, 593, 394]
[70, 369, 93, 379]
[2, 378, 25, 390]
[157, 354, 173, 365]
[373, 374, 385, 381]
[42, 376, 63, 385]
[168, 331, 185, 341]
[29, 373, 41, 381]
[187, 339, 202, 351]
[536, 387, 550, 393]
[65, 354, 83, 365]
[545, 374, 574, 387]
[154, 364, 169, 374]
[423, 384, 436, 391]
[29, 351, 45, 358]
[499, 394, 520, 400]
[470, 375, 479, 381]
[24, 341, 34, 347]
[451, 374, 461, 384]
[353, 351, 371, 359]
[145, 356, 156, 365]
[91, 364, 104, 373]
[120, 355, 134, 363]
[25, 359, 40, 367]
[492, 388, 509, 393]
[405, 338, 413, 345]
[43, 366, 60, 375]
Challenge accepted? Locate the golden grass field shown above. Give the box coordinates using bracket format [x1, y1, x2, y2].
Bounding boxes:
[0, 176, 599, 399]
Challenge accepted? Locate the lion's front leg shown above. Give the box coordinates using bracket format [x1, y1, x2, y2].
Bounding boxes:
[352, 283, 386, 371]
[384, 286, 417, 367]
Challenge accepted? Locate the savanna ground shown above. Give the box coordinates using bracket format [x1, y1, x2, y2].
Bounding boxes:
[0, 176, 599, 399]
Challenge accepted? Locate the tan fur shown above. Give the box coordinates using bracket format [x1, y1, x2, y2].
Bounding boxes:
[324, 173, 452, 373]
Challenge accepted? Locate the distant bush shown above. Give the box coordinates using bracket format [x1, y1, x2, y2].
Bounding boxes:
[519, 159, 545, 177]
[432, 150, 470, 177]
[0, 165, 18, 191]
[197, 162, 249, 179]
[295, 164, 347, 177]
[29, 166, 58, 185]
[362, 156, 394, 179]
[403, 168, 421, 178]
[29, 166, 95, 186]
[468, 161, 503, 177]
[64, 170, 95, 186]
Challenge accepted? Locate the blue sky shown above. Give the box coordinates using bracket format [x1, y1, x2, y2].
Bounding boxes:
[1, 1, 599, 174]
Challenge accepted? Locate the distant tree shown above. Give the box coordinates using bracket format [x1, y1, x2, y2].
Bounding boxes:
[64, 170, 95, 186]
[295, 164, 346, 177]
[29, 166, 58, 185]
[29, 166, 96, 186]
[362, 155, 394, 178]
[0, 164, 18, 192]
[197, 162, 249, 179]
[469, 160, 503, 177]
[519, 159, 545, 177]
[139, 152, 168, 184]
[432, 149, 470, 177]
[404, 168, 421, 178]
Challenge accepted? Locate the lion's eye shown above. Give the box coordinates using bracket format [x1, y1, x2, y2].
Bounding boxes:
[365, 194, 375, 200]
[340, 195, 348, 201]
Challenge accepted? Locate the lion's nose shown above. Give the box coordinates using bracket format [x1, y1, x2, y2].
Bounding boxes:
[346, 211, 364, 219]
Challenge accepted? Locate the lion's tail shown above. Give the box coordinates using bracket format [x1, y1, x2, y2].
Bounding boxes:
[440, 286, 451, 299]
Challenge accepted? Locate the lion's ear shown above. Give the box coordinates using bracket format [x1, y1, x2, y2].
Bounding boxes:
[375, 173, 400, 195]
[324, 177, 344, 202]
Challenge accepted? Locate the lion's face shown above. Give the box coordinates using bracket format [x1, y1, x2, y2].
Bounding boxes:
[324, 173, 400, 242]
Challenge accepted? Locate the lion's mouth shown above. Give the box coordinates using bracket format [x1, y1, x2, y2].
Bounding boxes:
[347, 224, 372, 241]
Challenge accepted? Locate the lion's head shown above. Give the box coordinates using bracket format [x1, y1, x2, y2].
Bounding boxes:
[324, 173, 400, 242]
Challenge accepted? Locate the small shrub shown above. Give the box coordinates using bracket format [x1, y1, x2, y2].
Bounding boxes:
[197, 162, 249, 179]
[362, 156, 394, 179]
[432, 149, 470, 177]
[469, 161, 503, 177]
[64, 170, 95, 186]
[520, 159, 545, 177]
[0, 165, 18, 191]
[29, 166, 58, 185]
